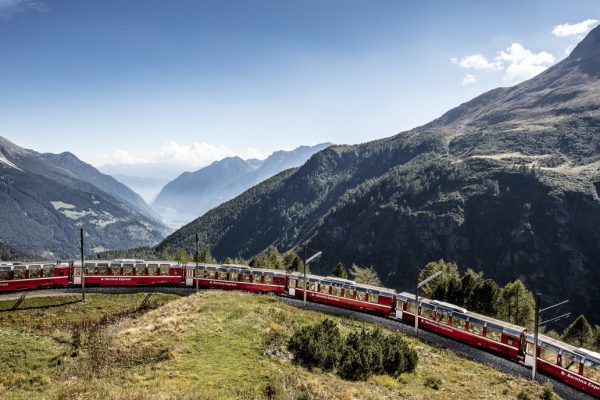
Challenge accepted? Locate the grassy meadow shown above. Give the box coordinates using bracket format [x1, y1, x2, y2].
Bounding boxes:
[0, 291, 558, 399]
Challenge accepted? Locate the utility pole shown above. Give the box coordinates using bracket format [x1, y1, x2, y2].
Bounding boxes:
[195, 233, 199, 292]
[532, 295, 570, 381]
[415, 267, 419, 337]
[303, 242, 308, 305]
[301, 240, 322, 306]
[415, 269, 443, 338]
[80, 228, 85, 301]
[532, 293, 540, 382]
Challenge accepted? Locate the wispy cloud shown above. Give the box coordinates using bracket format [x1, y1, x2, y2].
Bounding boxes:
[0, 0, 46, 18]
[552, 19, 599, 37]
[451, 55, 502, 71]
[93, 141, 267, 167]
[462, 74, 476, 86]
[451, 43, 555, 85]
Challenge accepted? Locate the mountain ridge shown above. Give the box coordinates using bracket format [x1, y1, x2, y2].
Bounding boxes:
[158, 26, 600, 324]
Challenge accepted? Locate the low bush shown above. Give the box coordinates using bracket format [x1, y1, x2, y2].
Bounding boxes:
[288, 320, 418, 381]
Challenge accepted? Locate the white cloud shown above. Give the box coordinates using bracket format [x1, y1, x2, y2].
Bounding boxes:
[451, 42, 555, 85]
[0, 0, 46, 17]
[552, 19, 599, 37]
[93, 141, 271, 167]
[462, 74, 476, 86]
[497, 43, 555, 83]
[451, 54, 502, 71]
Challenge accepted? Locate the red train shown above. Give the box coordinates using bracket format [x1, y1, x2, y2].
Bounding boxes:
[1, 259, 599, 398]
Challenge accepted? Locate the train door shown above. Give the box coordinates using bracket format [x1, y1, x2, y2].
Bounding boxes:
[185, 266, 195, 286]
[518, 332, 527, 361]
[288, 277, 296, 296]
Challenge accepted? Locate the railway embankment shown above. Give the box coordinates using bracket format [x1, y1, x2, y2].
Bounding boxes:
[0, 290, 569, 399]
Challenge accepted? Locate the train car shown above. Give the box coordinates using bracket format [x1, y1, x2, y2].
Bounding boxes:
[72, 259, 183, 286]
[394, 292, 527, 360]
[523, 334, 600, 398]
[0, 261, 70, 291]
[287, 273, 395, 316]
[184, 263, 287, 293]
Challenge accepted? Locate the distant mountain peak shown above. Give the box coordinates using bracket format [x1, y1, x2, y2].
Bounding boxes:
[568, 24, 600, 77]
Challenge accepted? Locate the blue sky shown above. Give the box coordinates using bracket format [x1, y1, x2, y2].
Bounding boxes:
[0, 0, 598, 168]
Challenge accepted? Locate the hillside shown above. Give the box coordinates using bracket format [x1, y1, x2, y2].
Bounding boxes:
[152, 143, 331, 224]
[158, 27, 600, 324]
[0, 291, 555, 399]
[0, 137, 169, 258]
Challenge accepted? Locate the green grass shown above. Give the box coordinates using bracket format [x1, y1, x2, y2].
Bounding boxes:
[0, 291, 559, 399]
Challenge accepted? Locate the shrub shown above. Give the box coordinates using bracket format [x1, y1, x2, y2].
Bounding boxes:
[517, 390, 533, 400]
[289, 321, 418, 381]
[424, 376, 442, 390]
[541, 383, 556, 400]
[288, 319, 344, 371]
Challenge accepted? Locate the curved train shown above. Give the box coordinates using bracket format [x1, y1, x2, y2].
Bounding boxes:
[1, 259, 599, 398]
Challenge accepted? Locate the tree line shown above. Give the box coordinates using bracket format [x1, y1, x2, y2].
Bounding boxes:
[418, 259, 600, 352]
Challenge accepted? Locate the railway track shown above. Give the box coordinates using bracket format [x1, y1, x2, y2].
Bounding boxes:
[0, 286, 595, 400]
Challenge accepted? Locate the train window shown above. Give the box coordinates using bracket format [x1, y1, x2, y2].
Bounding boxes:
[229, 271, 239, 281]
[561, 352, 581, 373]
[264, 274, 274, 284]
[308, 282, 317, 292]
[435, 309, 449, 323]
[296, 279, 305, 289]
[218, 270, 228, 280]
[136, 263, 146, 275]
[486, 327, 502, 342]
[289, 279, 297, 288]
[319, 284, 329, 294]
[160, 264, 170, 276]
[43, 264, 55, 278]
[97, 265, 109, 276]
[539, 345, 559, 364]
[420, 305, 434, 320]
[405, 301, 416, 315]
[583, 360, 600, 382]
[147, 264, 159, 276]
[122, 264, 134, 276]
[344, 287, 354, 299]
[110, 264, 121, 275]
[331, 285, 342, 297]
[452, 315, 467, 330]
[84, 263, 95, 275]
[369, 292, 379, 304]
[356, 290, 366, 302]
[0, 269, 11, 280]
[14, 267, 26, 279]
[241, 273, 251, 283]
[467, 321, 484, 336]
[29, 266, 42, 278]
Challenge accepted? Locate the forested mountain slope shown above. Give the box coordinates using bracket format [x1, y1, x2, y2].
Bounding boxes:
[0, 137, 169, 259]
[159, 26, 600, 323]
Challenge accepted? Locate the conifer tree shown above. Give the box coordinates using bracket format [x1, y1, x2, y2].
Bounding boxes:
[331, 262, 348, 279]
[175, 248, 191, 263]
[496, 280, 535, 328]
[562, 315, 594, 348]
[350, 264, 381, 286]
[197, 245, 216, 264]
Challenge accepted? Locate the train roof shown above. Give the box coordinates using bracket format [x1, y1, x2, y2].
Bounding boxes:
[396, 291, 526, 335]
[525, 333, 600, 363]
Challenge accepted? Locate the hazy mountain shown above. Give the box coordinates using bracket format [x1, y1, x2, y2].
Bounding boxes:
[158, 27, 600, 323]
[0, 137, 169, 259]
[152, 143, 331, 224]
[98, 163, 191, 203]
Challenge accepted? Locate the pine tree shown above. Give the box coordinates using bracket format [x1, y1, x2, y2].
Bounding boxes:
[496, 280, 535, 328]
[350, 264, 381, 286]
[161, 248, 171, 261]
[283, 251, 303, 272]
[562, 315, 594, 348]
[175, 248, 191, 263]
[197, 245, 216, 264]
[594, 326, 600, 351]
[419, 260, 461, 304]
[331, 262, 348, 279]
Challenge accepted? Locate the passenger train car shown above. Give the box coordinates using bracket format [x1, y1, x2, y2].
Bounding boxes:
[0, 258, 598, 398]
